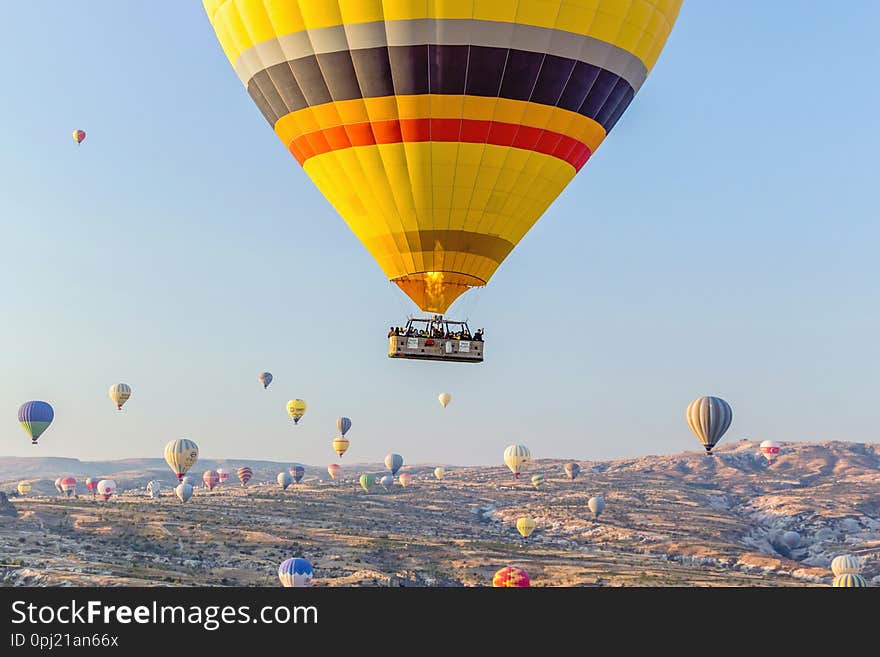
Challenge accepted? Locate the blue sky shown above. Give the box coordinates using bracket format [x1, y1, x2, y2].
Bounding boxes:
[1, 2, 878, 466]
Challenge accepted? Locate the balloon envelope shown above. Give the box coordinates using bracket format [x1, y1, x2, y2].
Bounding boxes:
[686, 396, 733, 454]
[202, 1, 683, 313]
[277, 471, 293, 490]
[85, 477, 98, 492]
[332, 436, 349, 457]
[164, 439, 199, 481]
[516, 517, 536, 538]
[146, 481, 161, 499]
[175, 483, 194, 503]
[17, 482, 32, 496]
[72, 129, 85, 144]
[203, 470, 219, 490]
[278, 558, 313, 587]
[833, 574, 868, 587]
[759, 440, 781, 464]
[259, 372, 273, 389]
[434, 467, 445, 481]
[831, 555, 861, 576]
[493, 566, 530, 588]
[60, 477, 76, 496]
[531, 474, 545, 490]
[97, 480, 116, 500]
[237, 467, 253, 487]
[503, 444, 531, 479]
[359, 473, 376, 492]
[384, 453, 403, 476]
[327, 463, 341, 480]
[438, 393, 451, 409]
[286, 399, 306, 424]
[398, 473, 412, 488]
[380, 474, 394, 490]
[289, 465, 305, 484]
[588, 496, 605, 518]
[336, 417, 351, 436]
[18, 401, 54, 445]
[782, 531, 800, 549]
[108, 383, 132, 410]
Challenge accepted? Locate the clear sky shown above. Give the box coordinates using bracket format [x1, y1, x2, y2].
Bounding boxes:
[1, 3, 878, 466]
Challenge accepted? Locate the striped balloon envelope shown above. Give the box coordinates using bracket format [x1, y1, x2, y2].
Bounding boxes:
[203, 470, 220, 490]
[164, 439, 199, 481]
[18, 401, 54, 445]
[289, 464, 306, 484]
[831, 555, 861, 577]
[278, 558, 314, 587]
[203, 1, 683, 313]
[492, 566, 530, 587]
[530, 474, 545, 490]
[686, 396, 733, 455]
[832, 574, 868, 588]
[237, 466, 253, 487]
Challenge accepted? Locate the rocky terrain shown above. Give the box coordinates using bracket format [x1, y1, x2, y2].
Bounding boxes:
[1, 440, 878, 586]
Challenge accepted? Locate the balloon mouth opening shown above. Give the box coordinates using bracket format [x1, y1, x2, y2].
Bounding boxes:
[392, 272, 484, 313]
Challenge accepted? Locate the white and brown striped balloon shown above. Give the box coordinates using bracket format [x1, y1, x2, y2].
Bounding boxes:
[686, 396, 733, 454]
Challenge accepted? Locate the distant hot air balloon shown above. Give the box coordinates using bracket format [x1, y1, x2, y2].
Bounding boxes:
[108, 383, 132, 410]
[97, 479, 116, 500]
[201, 1, 684, 315]
[434, 467, 445, 481]
[237, 467, 253, 488]
[503, 445, 531, 479]
[686, 396, 733, 455]
[327, 463, 341, 480]
[203, 470, 219, 490]
[831, 555, 861, 576]
[60, 476, 76, 497]
[588, 496, 605, 518]
[286, 399, 306, 425]
[531, 474, 545, 490]
[278, 558, 313, 588]
[85, 477, 98, 496]
[759, 440, 781, 464]
[399, 473, 412, 488]
[72, 129, 86, 145]
[175, 483, 194, 503]
[384, 453, 404, 476]
[438, 393, 451, 409]
[516, 517, 536, 539]
[833, 574, 868, 587]
[54, 477, 63, 494]
[336, 417, 351, 436]
[164, 439, 199, 481]
[277, 471, 293, 490]
[332, 436, 350, 458]
[19, 401, 54, 445]
[380, 474, 394, 491]
[782, 531, 801, 549]
[17, 482, 31, 496]
[146, 480, 161, 499]
[493, 566, 530, 588]
[359, 473, 376, 493]
[259, 372, 273, 389]
[289, 464, 305, 484]
[216, 468, 229, 484]
[564, 463, 581, 480]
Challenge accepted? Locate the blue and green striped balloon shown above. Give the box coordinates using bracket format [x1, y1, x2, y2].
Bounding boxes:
[19, 401, 54, 445]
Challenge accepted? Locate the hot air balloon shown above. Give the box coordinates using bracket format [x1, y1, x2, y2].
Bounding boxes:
[216, 468, 229, 484]
[164, 439, 199, 481]
[336, 417, 351, 436]
[85, 477, 98, 496]
[60, 477, 77, 497]
[97, 480, 116, 500]
[359, 473, 376, 493]
[434, 467, 445, 481]
[327, 463, 341, 480]
[278, 558, 313, 587]
[175, 483, 194, 503]
[54, 477, 63, 494]
[531, 474, 545, 490]
[277, 471, 293, 490]
[399, 473, 412, 488]
[237, 467, 253, 488]
[493, 566, 530, 588]
[146, 480, 161, 499]
[202, 1, 683, 326]
[782, 531, 800, 549]
[18, 401, 54, 445]
[384, 453, 404, 476]
[759, 440, 781, 464]
[831, 555, 861, 576]
[588, 496, 605, 518]
[564, 463, 581, 480]
[203, 470, 220, 490]
[380, 474, 394, 491]
[438, 393, 451, 409]
[686, 396, 733, 455]
[259, 372, 273, 389]
[516, 517, 536, 539]
[833, 574, 868, 588]
[17, 482, 31, 496]
[286, 399, 306, 425]
[72, 129, 85, 144]
[108, 383, 131, 410]
[289, 464, 305, 484]
[503, 444, 531, 479]
[332, 436, 350, 458]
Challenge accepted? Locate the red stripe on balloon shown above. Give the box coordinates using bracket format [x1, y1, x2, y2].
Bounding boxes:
[289, 118, 592, 171]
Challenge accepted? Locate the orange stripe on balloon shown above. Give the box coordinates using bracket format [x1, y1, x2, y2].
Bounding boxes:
[288, 118, 592, 172]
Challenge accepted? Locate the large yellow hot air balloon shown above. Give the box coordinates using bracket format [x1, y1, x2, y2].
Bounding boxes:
[287, 399, 307, 425]
[164, 438, 199, 482]
[332, 436, 350, 458]
[516, 517, 536, 539]
[203, 1, 683, 314]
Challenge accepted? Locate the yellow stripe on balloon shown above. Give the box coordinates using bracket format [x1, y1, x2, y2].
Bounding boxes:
[204, 0, 682, 72]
